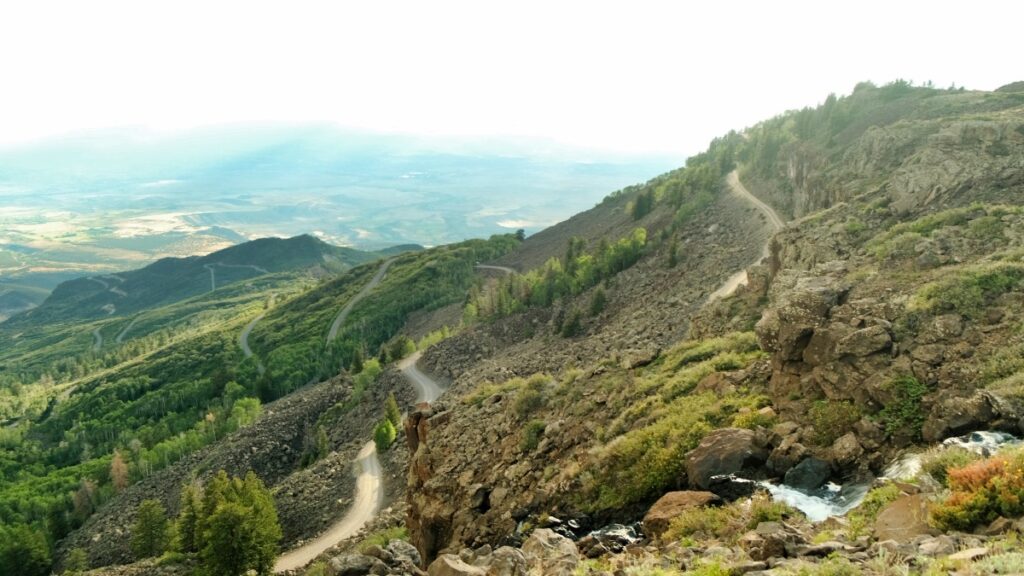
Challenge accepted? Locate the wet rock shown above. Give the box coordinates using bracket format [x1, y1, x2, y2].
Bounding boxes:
[767, 437, 808, 477]
[708, 475, 759, 501]
[427, 554, 486, 576]
[783, 457, 831, 490]
[873, 494, 939, 543]
[685, 428, 770, 490]
[643, 491, 721, 536]
[521, 528, 580, 576]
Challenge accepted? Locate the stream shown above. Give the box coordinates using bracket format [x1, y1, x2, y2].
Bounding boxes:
[760, 430, 1021, 522]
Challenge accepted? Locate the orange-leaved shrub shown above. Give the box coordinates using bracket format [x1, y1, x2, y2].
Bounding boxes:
[931, 454, 1024, 531]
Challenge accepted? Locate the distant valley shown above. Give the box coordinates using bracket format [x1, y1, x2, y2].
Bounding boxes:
[0, 126, 676, 319]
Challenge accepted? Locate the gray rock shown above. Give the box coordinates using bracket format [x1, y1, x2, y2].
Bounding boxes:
[387, 539, 423, 567]
[521, 528, 580, 576]
[783, 457, 831, 490]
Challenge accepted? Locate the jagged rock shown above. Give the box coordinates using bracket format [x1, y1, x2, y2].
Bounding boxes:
[387, 539, 423, 567]
[783, 457, 831, 490]
[685, 428, 770, 490]
[922, 393, 995, 442]
[873, 495, 939, 543]
[795, 541, 861, 557]
[328, 553, 388, 576]
[427, 554, 486, 576]
[643, 491, 721, 536]
[727, 560, 769, 575]
[521, 528, 580, 576]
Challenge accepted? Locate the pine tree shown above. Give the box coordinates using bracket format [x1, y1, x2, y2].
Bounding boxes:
[385, 392, 402, 427]
[374, 419, 397, 451]
[589, 287, 607, 317]
[199, 471, 281, 576]
[174, 483, 203, 553]
[131, 499, 168, 559]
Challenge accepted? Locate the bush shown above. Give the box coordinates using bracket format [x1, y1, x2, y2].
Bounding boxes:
[732, 410, 777, 430]
[589, 287, 607, 317]
[358, 526, 409, 552]
[513, 375, 549, 419]
[373, 420, 397, 452]
[878, 376, 929, 438]
[910, 263, 1024, 318]
[931, 452, 1024, 531]
[520, 420, 546, 452]
[561, 308, 583, 337]
[807, 401, 861, 446]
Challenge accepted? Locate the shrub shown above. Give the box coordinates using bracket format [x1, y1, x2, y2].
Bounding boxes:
[589, 287, 607, 316]
[561, 308, 583, 337]
[373, 420, 397, 452]
[910, 263, 1024, 318]
[732, 409, 778, 430]
[878, 376, 929, 438]
[513, 375, 549, 419]
[931, 454, 1024, 531]
[520, 420, 546, 452]
[358, 526, 408, 552]
[807, 401, 861, 446]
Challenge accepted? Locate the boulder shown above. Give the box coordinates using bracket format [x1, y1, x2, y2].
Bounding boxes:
[829, 433, 864, 470]
[685, 428, 770, 490]
[922, 393, 995, 442]
[873, 494, 939, 543]
[482, 546, 528, 576]
[642, 491, 721, 536]
[521, 528, 580, 576]
[783, 457, 831, 491]
[427, 554, 486, 576]
[767, 437, 808, 477]
[387, 539, 423, 567]
[328, 554, 388, 576]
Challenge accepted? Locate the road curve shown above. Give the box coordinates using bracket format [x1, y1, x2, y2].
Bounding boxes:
[398, 351, 444, 403]
[116, 317, 139, 344]
[240, 312, 268, 375]
[707, 170, 786, 303]
[203, 264, 216, 292]
[91, 328, 103, 351]
[327, 259, 395, 344]
[273, 441, 382, 573]
[474, 264, 516, 275]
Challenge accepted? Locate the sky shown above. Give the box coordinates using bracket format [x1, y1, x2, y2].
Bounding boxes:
[0, 0, 1021, 156]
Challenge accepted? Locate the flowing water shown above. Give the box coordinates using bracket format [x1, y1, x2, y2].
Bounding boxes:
[760, 430, 1021, 522]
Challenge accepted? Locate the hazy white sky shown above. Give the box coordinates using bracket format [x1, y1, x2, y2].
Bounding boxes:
[0, 0, 1020, 155]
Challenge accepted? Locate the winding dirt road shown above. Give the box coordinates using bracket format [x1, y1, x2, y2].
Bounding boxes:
[273, 441, 383, 573]
[91, 328, 103, 351]
[240, 312, 268, 375]
[327, 259, 395, 344]
[116, 317, 139, 344]
[706, 170, 785, 302]
[398, 351, 444, 403]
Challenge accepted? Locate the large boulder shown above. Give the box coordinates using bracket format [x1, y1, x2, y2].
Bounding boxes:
[922, 393, 995, 442]
[834, 325, 892, 357]
[783, 457, 831, 491]
[427, 554, 486, 576]
[387, 539, 423, 567]
[685, 428, 770, 490]
[521, 528, 580, 576]
[874, 494, 939, 543]
[642, 491, 721, 536]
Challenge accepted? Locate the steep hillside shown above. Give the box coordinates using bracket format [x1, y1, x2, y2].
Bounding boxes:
[389, 81, 1024, 575]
